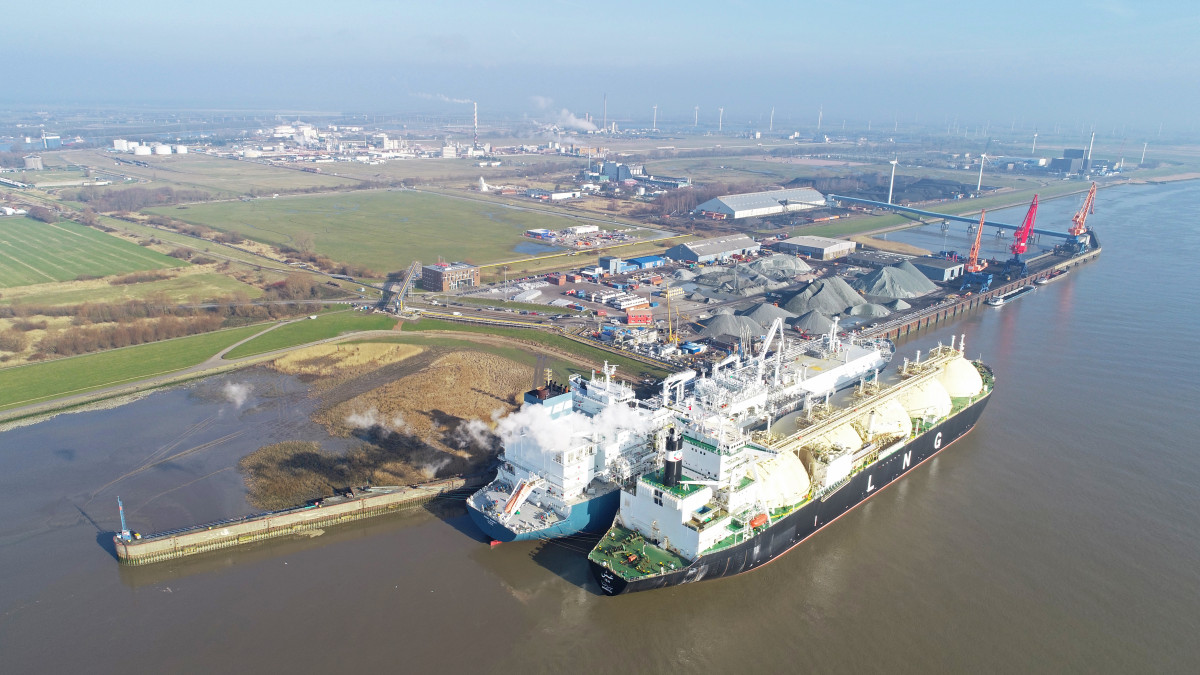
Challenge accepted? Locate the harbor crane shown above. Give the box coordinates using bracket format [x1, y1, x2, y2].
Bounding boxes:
[1057, 182, 1098, 256]
[959, 210, 993, 292]
[1000, 195, 1038, 278]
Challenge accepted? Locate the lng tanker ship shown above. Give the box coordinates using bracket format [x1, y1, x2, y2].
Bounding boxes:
[589, 336, 991, 595]
[467, 319, 894, 543]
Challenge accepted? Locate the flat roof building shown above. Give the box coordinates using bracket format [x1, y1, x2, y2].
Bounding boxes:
[775, 235, 856, 260]
[421, 261, 480, 292]
[910, 258, 965, 282]
[693, 187, 825, 220]
[664, 234, 760, 263]
[846, 250, 915, 268]
[627, 255, 666, 269]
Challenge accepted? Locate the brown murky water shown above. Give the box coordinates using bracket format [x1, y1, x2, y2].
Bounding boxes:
[2, 182, 1199, 673]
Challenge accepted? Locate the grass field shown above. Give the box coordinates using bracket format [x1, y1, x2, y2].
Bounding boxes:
[0, 268, 261, 306]
[71, 150, 362, 196]
[222, 312, 399, 358]
[0, 217, 186, 288]
[398, 318, 672, 379]
[147, 189, 613, 273]
[0, 324, 265, 411]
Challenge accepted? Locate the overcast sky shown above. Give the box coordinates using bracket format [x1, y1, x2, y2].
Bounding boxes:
[4, 0, 1197, 134]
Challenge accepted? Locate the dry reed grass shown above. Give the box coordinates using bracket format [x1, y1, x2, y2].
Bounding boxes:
[241, 350, 532, 509]
[271, 342, 423, 378]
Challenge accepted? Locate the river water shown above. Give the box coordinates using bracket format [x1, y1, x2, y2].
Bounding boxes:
[2, 181, 1199, 673]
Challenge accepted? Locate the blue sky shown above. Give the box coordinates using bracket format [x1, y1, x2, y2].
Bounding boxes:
[4, 0, 1197, 133]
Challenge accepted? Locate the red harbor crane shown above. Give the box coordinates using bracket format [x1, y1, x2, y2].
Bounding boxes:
[1002, 195, 1038, 278]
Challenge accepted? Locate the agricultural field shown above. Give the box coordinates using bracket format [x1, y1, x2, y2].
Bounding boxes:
[0, 217, 186, 288]
[312, 154, 584, 184]
[147, 189, 618, 274]
[70, 150, 362, 196]
[0, 267, 261, 307]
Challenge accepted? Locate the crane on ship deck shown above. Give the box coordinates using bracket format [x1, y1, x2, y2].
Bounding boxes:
[1056, 182, 1097, 256]
[959, 210, 993, 292]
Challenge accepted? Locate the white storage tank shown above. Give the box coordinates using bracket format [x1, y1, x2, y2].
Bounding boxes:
[175, 145, 188, 154]
[898, 379, 953, 420]
[937, 356, 984, 398]
[153, 145, 172, 155]
[133, 145, 152, 156]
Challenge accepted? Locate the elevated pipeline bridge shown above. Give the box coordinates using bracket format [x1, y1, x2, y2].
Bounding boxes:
[828, 195, 1073, 239]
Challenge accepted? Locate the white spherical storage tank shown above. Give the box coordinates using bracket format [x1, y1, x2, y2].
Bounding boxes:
[937, 356, 984, 398]
[897, 379, 953, 420]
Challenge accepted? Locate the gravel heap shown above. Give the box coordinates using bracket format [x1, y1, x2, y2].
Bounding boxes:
[790, 310, 835, 333]
[783, 276, 866, 316]
[744, 254, 812, 279]
[851, 261, 938, 299]
[884, 298, 912, 311]
[698, 313, 765, 337]
[849, 303, 892, 318]
[738, 302, 798, 326]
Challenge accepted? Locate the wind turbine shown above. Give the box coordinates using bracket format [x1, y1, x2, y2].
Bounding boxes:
[769, 107, 775, 132]
[887, 158, 899, 205]
[652, 105, 658, 131]
[976, 154, 988, 192]
[1032, 130, 1039, 154]
[718, 107, 724, 132]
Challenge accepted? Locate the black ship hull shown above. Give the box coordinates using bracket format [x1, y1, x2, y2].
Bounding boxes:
[592, 393, 991, 596]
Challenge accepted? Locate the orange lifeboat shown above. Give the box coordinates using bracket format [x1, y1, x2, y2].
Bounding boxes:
[749, 513, 769, 529]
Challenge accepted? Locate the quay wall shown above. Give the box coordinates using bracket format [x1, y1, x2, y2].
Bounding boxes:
[868, 247, 1101, 342]
[115, 478, 467, 566]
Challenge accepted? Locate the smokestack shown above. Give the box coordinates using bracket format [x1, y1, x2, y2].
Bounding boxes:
[664, 429, 682, 487]
[602, 93, 607, 133]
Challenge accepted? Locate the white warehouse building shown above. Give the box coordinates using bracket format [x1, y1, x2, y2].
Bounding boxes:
[693, 187, 826, 220]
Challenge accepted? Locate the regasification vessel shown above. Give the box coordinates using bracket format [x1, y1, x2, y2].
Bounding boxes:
[588, 336, 991, 595]
[466, 319, 894, 543]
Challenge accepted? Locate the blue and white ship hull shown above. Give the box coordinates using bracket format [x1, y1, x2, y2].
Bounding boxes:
[466, 485, 620, 542]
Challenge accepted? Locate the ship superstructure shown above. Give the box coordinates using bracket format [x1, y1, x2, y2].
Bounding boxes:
[589, 336, 993, 595]
[467, 319, 894, 543]
[466, 364, 671, 542]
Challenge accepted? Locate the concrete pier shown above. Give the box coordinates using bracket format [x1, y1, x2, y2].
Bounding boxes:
[114, 478, 469, 566]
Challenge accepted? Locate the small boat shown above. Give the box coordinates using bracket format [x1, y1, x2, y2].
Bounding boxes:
[1035, 269, 1070, 285]
[986, 285, 1035, 306]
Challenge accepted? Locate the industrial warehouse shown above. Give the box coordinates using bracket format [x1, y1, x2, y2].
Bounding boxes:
[775, 235, 857, 260]
[693, 187, 826, 219]
[664, 234, 761, 263]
